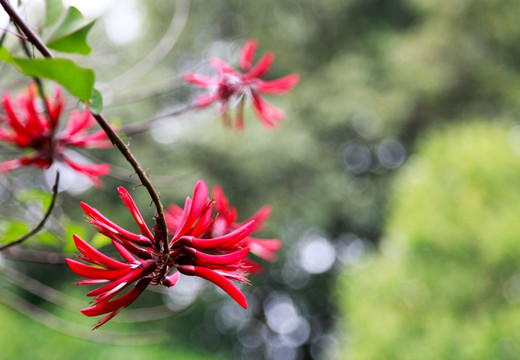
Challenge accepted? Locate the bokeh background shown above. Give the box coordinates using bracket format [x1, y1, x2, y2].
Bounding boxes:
[2, 0, 520, 359]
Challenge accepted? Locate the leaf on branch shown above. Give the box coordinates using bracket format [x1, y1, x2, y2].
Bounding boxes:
[44, 0, 65, 28]
[0, 47, 95, 102]
[89, 88, 104, 114]
[46, 6, 95, 55]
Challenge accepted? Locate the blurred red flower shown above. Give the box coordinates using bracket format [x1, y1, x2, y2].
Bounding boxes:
[166, 184, 282, 274]
[0, 84, 111, 186]
[184, 38, 299, 129]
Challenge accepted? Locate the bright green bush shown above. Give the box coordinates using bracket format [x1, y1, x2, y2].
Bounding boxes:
[337, 121, 520, 359]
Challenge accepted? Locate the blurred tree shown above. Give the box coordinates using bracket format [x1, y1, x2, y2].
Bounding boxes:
[337, 121, 520, 359]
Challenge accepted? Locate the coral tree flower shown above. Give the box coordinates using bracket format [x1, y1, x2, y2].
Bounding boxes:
[183, 38, 299, 129]
[67, 180, 260, 329]
[165, 184, 282, 274]
[0, 84, 111, 186]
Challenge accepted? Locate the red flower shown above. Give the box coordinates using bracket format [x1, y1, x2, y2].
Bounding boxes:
[0, 84, 111, 186]
[165, 184, 282, 274]
[67, 180, 257, 328]
[184, 38, 299, 129]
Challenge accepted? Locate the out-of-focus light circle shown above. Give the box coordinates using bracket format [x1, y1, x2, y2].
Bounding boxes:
[104, 0, 144, 44]
[165, 275, 206, 311]
[268, 343, 298, 360]
[238, 320, 266, 349]
[281, 316, 311, 347]
[342, 142, 372, 174]
[299, 235, 336, 274]
[215, 300, 250, 331]
[264, 294, 300, 335]
[311, 334, 340, 360]
[377, 137, 406, 169]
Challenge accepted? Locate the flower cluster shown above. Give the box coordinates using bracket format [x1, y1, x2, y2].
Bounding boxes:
[184, 38, 299, 129]
[67, 180, 275, 329]
[0, 84, 111, 186]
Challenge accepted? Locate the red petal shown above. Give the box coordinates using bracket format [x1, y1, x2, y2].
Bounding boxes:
[63, 110, 92, 137]
[256, 74, 300, 94]
[194, 93, 220, 108]
[243, 237, 282, 261]
[188, 220, 256, 250]
[177, 265, 247, 309]
[245, 52, 275, 79]
[0, 157, 34, 172]
[111, 240, 138, 263]
[73, 234, 130, 270]
[208, 57, 237, 75]
[239, 38, 258, 71]
[251, 93, 285, 129]
[162, 272, 180, 287]
[194, 247, 250, 267]
[62, 157, 110, 187]
[80, 202, 152, 247]
[241, 205, 272, 232]
[183, 72, 218, 87]
[118, 187, 155, 241]
[66, 258, 132, 280]
[212, 185, 229, 213]
[187, 180, 209, 227]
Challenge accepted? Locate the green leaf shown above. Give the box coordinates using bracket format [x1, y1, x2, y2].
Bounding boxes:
[47, 22, 95, 55]
[89, 88, 103, 114]
[44, 0, 64, 28]
[47, 7, 95, 55]
[0, 48, 95, 102]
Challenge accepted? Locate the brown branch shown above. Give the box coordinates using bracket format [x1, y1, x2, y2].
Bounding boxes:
[0, 172, 60, 251]
[0, 0, 168, 249]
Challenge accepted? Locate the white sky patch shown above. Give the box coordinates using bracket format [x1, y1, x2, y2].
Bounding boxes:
[103, 0, 144, 45]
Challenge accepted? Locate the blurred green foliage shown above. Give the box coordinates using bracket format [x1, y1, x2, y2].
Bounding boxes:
[337, 121, 520, 359]
[0, 304, 222, 360]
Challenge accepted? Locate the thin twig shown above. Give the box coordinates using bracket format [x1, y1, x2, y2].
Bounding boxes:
[2, 247, 67, 264]
[119, 103, 196, 136]
[1, 26, 27, 41]
[0, 172, 60, 251]
[0, 0, 169, 249]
